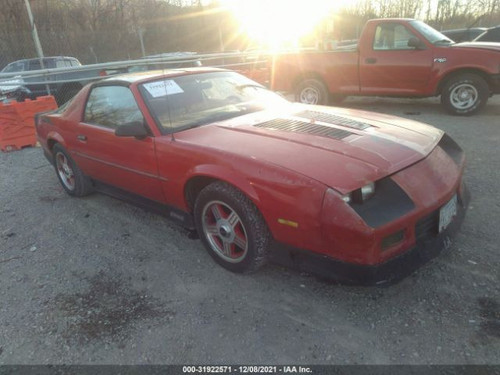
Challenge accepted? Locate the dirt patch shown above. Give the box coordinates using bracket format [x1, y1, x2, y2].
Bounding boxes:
[54, 272, 174, 344]
[478, 297, 500, 339]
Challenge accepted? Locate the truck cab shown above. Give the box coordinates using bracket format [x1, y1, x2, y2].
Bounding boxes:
[270, 18, 500, 115]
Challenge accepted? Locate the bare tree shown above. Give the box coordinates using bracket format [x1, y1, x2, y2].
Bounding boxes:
[1, 0, 499, 69]
[0, 0, 33, 65]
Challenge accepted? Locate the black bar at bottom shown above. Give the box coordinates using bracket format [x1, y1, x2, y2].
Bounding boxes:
[0, 365, 499, 375]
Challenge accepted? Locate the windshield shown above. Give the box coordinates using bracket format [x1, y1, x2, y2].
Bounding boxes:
[1, 61, 25, 73]
[139, 71, 288, 133]
[410, 20, 454, 45]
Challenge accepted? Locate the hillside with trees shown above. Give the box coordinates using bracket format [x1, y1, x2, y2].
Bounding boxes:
[1, 0, 499, 68]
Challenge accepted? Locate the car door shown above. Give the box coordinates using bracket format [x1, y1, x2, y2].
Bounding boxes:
[72, 84, 165, 202]
[359, 22, 433, 95]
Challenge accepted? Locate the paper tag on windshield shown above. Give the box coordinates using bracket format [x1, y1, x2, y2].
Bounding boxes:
[143, 80, 184, 98]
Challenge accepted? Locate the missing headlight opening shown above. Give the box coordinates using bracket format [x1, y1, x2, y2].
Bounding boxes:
[351, 182, 376, 204]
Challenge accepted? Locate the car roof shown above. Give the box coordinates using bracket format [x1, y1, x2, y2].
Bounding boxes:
[474, 25, 500, 41]
[442, 27, 487, 33]
[8, 56, 78, 63]
[96, 67, 228, 86]
[366, 18, 415, 23]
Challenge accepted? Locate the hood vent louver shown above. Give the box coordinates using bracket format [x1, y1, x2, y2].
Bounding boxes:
[295, 110, 371, 130]
[254, 118, 354, 140]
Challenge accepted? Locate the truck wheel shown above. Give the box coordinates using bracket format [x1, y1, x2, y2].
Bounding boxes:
[53, 144, 93, 197]
[441, 74, 489, 116]
[295, 79, 329, 105]
[194, 181, 271, 273]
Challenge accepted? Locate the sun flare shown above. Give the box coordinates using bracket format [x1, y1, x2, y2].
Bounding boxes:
[222, 0, 335, 49]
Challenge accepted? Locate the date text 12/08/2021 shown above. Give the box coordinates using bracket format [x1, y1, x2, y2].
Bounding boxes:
[182, 366, 312, 373]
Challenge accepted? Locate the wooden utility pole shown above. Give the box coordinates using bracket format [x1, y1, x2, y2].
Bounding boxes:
[24, 0, 50, 94]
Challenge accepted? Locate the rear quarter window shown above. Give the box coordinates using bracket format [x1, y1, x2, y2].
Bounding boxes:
[29, 59, 56, 70]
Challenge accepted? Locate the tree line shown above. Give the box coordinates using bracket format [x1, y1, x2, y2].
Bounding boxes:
[334, 0, 499, 40]
[1, 0, 499, 69]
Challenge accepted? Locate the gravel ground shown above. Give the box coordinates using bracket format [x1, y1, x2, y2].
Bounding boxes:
[0, 96, 499, 365]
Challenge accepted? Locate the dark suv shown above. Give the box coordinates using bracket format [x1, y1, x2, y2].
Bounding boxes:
[473, 26, 500, 42]
[1, 56, 81, 73]
[441, 27, 487, 42]
[0, 56, 106, 105]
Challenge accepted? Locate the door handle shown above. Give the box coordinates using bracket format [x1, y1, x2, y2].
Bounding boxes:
[77, 135, 87, 142]
[365, 58, 377, 64]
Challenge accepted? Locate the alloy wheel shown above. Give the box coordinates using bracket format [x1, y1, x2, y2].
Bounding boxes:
[450, 83, 478, 110]
[201, 200, 248, 263]
[55, 152, 75, 191]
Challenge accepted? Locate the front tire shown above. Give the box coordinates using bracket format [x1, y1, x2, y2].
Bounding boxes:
[53, 144, 93, 197]
[441, 73, 489, 116]
[295, 78, 329, 105]
[194, 182, 271, 273]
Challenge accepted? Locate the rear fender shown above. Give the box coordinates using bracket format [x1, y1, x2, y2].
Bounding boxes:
[46, 132, 66, 151]
[39, 132, 65, 165]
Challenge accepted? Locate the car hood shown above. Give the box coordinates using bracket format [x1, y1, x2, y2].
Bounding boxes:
[452, 41, 500, 51]
[176, 104, 444, 194]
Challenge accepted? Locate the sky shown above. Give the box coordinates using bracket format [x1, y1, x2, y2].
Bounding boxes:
[218, 0, 338, 48]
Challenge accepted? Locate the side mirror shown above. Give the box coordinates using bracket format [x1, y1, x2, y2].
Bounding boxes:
[115, 121, 149, 139]
[408, 37, 426, 50]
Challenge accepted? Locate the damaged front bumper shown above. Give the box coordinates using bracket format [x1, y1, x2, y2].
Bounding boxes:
[270, 184, 470, 286]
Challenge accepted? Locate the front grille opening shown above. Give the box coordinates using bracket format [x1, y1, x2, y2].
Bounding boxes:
[254, 118, 354, 140]
[381, 230, 405, 251]
[415, 210, 439, 243]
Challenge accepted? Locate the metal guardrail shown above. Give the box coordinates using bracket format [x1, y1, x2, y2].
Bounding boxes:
[0, 52, 269, 87]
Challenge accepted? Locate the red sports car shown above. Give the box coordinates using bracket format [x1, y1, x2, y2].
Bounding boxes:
[35, 68, 469, 284]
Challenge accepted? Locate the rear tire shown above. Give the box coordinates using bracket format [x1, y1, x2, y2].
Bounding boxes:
[53, 144, 93, 197]
[194, 182, 271, 273]
[295, 78, 329, 105]
[441, 73, 489, 116]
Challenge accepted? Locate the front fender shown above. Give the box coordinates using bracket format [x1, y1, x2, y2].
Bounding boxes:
[188, 164, 260, 204]
[155, 138, 327, 250]
[185, 162, 327, 251]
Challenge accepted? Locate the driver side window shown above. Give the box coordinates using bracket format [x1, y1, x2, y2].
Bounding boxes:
[84, 86, 144, 129]
[374, 24, 417, 50]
